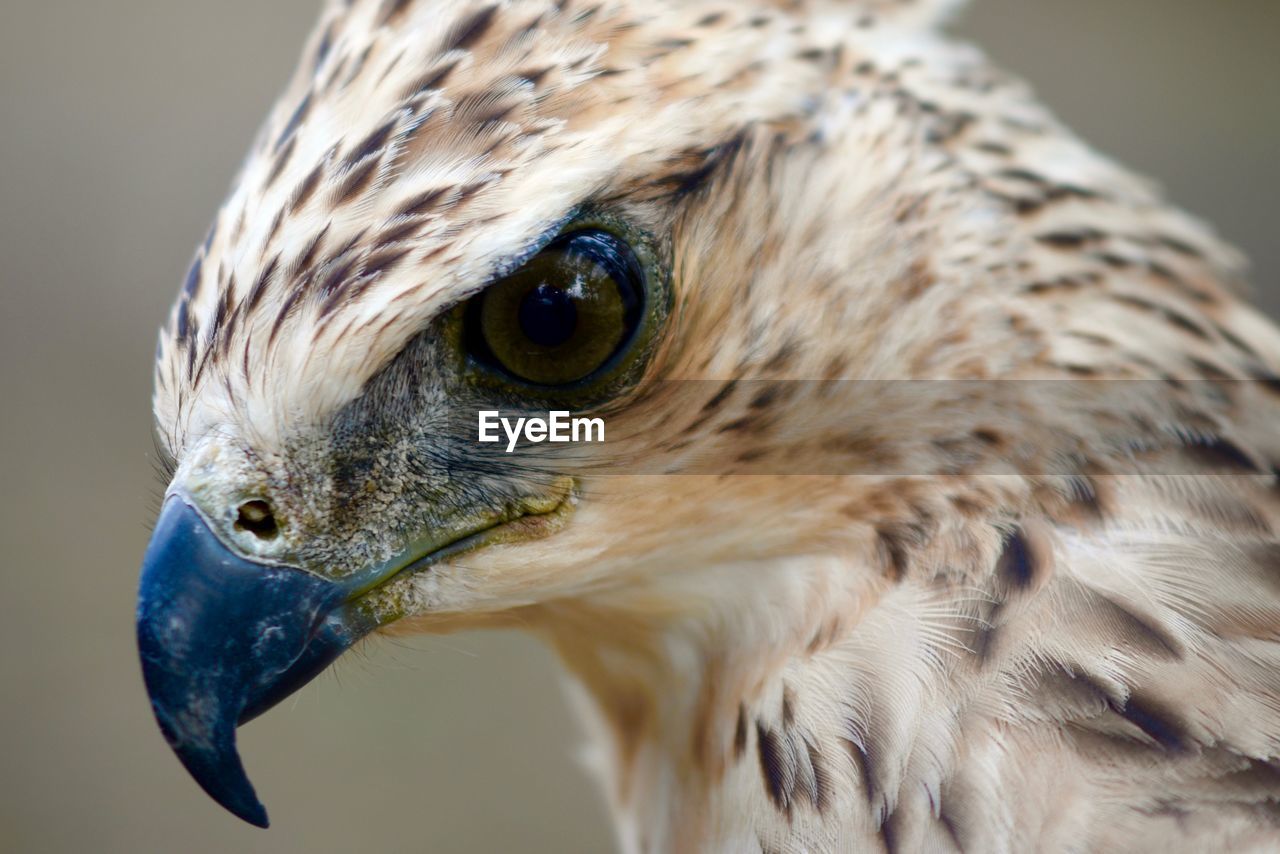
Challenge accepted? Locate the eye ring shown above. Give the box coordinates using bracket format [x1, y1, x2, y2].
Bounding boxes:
[462, 228, 651, 389]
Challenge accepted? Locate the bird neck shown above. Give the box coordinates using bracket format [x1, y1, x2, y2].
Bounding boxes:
[533, 553, 891, 852]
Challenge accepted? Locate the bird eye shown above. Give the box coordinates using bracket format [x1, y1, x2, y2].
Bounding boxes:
[464, 229, 646, 387]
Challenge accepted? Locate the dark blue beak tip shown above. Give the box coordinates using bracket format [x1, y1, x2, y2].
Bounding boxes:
[206, 772, 269, 828]
[229, 794, 270, 829]
[136, 495, 370, 828]
[149, 702, 269, 828]
[185, 751, 270, 829]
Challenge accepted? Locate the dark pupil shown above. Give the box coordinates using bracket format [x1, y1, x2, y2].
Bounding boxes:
[518, 283, 577, 347]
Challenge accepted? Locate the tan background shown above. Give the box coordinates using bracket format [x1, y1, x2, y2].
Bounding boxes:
[1, 1, 1276, 851]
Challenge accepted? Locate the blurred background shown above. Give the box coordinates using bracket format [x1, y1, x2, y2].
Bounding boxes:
[0, 1, 1276, 851]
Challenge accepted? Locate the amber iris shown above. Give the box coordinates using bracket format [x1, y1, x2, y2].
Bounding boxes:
[467, 229, 643, 386]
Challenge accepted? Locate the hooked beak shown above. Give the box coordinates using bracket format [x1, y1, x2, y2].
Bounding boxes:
[135, 495, 376, 828]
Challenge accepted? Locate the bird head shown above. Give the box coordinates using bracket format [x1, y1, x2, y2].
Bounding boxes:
[138, 0, 1022, 828]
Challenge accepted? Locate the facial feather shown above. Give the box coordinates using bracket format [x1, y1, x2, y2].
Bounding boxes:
[156, 0, 849, 452]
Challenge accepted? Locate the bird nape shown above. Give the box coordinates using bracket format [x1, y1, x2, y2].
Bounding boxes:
[137, 0, 1280, 849]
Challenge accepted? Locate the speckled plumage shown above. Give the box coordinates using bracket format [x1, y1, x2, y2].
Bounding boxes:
[155, 0, 1280, 850]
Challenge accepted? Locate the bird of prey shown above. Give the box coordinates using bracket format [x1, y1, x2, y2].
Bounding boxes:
[136, 0, 1280, 850]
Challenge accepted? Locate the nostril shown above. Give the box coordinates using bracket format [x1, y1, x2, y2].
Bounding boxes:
[235, 499, 279, 540]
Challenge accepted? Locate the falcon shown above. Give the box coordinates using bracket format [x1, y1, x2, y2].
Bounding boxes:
[136, 0, 1280, 850]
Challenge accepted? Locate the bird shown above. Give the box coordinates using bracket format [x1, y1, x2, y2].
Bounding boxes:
[134, 0, 1280, 850]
